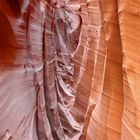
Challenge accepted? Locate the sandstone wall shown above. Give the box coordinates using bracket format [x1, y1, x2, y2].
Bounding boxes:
[0, 0, 140, 140]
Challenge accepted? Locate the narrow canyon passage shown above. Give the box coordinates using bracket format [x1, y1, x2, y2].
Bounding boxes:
[0, 0, 140, 140]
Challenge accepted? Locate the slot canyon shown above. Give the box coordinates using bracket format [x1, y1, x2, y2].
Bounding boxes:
[0, 0, 140, 140]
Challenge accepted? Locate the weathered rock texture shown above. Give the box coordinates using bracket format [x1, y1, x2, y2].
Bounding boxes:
[0, 0, 140, 140]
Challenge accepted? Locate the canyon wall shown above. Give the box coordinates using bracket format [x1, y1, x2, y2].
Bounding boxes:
[0, 0, 140, 140]
[76, 0, 140, 139]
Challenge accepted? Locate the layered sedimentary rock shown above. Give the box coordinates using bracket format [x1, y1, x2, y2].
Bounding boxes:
[0, 0, 140, 140]
[0, 0, 81, 139]
[77, 0, 140, 140]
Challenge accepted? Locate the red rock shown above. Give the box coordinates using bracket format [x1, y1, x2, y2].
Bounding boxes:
[0, 0, 140, 140]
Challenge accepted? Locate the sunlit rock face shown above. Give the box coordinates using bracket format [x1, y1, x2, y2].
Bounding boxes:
[0, 0, 140, 140]
[75, 0, 140, 140]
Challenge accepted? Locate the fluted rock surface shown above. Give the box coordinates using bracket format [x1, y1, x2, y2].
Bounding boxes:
[0, 0, 140, 140]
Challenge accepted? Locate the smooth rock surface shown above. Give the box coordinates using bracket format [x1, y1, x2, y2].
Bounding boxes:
[0, 0, 140, 140]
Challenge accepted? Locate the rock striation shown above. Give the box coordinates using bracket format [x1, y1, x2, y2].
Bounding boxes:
[0, 0, 140, 140]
